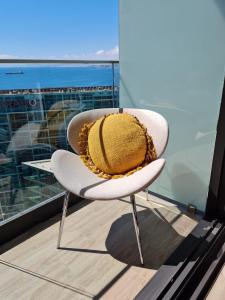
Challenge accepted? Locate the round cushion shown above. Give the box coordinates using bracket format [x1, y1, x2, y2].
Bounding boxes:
[78, 113, 157, 179]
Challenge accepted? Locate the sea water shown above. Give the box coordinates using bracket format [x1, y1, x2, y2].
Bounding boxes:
[0, 65, 119, 90]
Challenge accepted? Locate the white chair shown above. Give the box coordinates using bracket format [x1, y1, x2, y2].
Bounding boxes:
[51, 108, 169, 265]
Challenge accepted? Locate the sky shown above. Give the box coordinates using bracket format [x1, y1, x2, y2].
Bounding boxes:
[0, 0, 118, 60]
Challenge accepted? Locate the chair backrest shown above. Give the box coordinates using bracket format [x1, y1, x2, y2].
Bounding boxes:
[67, 108, 169, 158]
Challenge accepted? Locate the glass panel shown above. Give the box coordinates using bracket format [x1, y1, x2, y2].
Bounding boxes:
[119, 0, 225, 212]
[0, 62, 119, 223]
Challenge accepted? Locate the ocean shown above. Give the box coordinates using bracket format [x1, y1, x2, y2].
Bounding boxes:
[0, 65, 119, 90]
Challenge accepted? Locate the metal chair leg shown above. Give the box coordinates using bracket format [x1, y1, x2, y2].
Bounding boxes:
[130, 194, 144, 265]
[145, 188, 149, 201]
[57, 191, 70, 249]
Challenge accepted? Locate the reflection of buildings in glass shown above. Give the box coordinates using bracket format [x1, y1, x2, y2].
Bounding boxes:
[0, 86, 119, 217]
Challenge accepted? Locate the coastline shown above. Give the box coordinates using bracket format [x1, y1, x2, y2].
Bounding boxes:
[0, 85, 118, 95]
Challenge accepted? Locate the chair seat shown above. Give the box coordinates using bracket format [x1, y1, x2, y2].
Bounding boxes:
[51, 149, 165, 200]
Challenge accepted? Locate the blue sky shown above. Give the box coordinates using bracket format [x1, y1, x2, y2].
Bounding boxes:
[0, 0, 118, 59]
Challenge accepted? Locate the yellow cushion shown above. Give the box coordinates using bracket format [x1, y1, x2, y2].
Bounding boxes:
[78, 113, 157, 179]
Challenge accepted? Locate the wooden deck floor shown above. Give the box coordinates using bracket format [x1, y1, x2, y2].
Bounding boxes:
[0, 193, 198, 300]
[206, 263, 225, 300]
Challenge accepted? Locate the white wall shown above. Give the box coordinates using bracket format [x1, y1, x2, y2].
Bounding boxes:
[119, 0, 225, 211]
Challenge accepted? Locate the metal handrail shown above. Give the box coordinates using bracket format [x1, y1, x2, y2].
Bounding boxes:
[0, 59, 119, 64]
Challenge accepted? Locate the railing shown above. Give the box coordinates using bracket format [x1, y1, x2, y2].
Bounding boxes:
[0, 59, 119, 224]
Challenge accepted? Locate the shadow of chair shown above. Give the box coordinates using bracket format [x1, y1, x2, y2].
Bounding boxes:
[106, 207, 184, 269]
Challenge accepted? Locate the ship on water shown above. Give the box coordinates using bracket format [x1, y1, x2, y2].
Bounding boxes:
[5, 70, 24, 75]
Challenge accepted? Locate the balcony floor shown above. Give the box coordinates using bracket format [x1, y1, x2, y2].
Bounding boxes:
[0, 193, 198, 300]
[206, 263, 225, 300]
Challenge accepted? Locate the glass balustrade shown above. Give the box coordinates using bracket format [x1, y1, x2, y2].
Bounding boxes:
[0, 61, 119, 223]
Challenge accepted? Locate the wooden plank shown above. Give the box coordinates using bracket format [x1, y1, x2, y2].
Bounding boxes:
[0, 263, 89, 300]
[206, 264, 225, 300]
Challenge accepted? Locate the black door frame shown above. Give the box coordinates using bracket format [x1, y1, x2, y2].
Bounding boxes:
[206, 78, 225, 220]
